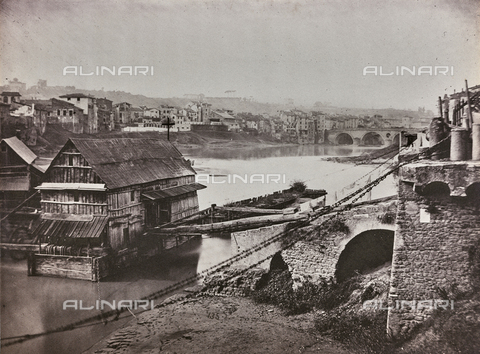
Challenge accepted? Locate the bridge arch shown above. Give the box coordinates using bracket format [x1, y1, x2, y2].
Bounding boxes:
[335, 133, 354, 145]
[392, 133, 400, 146]
[361, 132, 384, 146]
[335, 229, 394, 282]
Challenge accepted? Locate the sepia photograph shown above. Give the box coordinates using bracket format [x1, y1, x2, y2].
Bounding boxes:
[0, 0, 479, 353]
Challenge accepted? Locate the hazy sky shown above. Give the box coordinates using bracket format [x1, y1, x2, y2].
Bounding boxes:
[1, 0, 479, 110]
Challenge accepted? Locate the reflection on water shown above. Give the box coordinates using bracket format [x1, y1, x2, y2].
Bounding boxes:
[1, 236, 231, 354]
[183, 144, 376, 160]
[188, 145, 396, 210]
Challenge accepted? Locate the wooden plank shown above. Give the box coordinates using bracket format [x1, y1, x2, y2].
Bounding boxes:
[0, 243, 41, 251]
[155, 213, 308, 234]
[216, 206, 285, 214]
[34, 255, 93, 281]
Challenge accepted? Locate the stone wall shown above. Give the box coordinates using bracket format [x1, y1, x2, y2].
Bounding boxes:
[282, 200, 397, 286]
[231, 223, 290, 269]
[387, 161, 480, 336]
[230, 198, 397, 289]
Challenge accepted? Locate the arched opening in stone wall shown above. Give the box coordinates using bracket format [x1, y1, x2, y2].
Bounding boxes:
[335, 133, 354, 145]
[361, 132, 384, 146]
[269, 251, 288, 271]
[335, 229, 394, 282]
[392, 133, 400, 146]
[420, 181, 450, 197]
[466, 182, 480, 211]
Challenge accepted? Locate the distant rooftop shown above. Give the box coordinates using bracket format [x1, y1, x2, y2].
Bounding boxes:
[59, 93, 94, 99]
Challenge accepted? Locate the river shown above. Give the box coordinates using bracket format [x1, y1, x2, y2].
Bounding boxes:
[1, 144, 397, 354]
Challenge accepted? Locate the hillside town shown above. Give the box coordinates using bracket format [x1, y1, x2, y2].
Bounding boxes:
[1, 78, 435, 147]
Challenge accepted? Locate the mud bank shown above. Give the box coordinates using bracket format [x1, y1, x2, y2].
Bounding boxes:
[85, 295, 348, 354]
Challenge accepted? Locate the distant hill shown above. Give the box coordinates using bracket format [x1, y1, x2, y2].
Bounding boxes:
[19, 85, 432, 119]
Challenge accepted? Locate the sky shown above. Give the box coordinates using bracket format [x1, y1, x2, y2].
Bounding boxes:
[0, 0, 479, 110]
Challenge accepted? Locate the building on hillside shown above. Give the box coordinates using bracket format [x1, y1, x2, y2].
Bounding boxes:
[59, 93, 98, 133]
[7, 104, 39, 145]
[245, 119, 258, 131]
[113, 102, 132, 127]
[22, 100, 50, 136]
[1, 92, 22, 105]
[296, 117, 316, 144]
[185, 102, 212, 123]
[160, 105, 175, 120]
[173, 112, 192, 131]
[210, 110, 239, 131]
[96, 98, 113, 131]
[34, 137, 205, 256]
[7, 78, 26, 92]
[131, 107, 144, 121]
[144, 107, 160, 118]
[49, 98, 84, 134]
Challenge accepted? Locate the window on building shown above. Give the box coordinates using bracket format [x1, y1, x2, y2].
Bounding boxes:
[57, 109, 60, 115]
[67, 97, 71, 101]
[77, 98, 80, 102]
[69, 110, 73, 117]
[68, 155, 73, 166]
[63, 110, 67, 116]
[131, 191, 135, 202]
[73, 190, 79, 202]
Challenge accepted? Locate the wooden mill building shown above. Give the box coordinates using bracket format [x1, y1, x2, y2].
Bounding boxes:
[0, 137, 45, 244]
[34, 136, 205, 255]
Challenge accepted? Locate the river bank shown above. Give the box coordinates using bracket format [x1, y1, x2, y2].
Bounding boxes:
[321, 144, 399, 164]
[85, 294, 349, 354]
[31, 124, 291, 157]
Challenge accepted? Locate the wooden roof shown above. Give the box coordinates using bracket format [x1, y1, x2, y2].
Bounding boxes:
[2, 136, 37, 165]
[142, 182, 206, 200]
[66, 137, 196, 189]
[33, 215, 109, 239]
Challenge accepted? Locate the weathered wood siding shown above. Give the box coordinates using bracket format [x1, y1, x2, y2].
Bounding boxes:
[34, 254, 94, 280]
[170, 192, 200, 221]
[49, 149, 103, 184]
[107, 188, 143, 218]
[107, 187, 143, 251]
[41, 143, 107, 215]
[41, 190, 107, 214]
[108, 216, 143, 251]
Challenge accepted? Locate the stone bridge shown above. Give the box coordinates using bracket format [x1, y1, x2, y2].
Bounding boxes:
[326, 128, 404, 146]
[231, 197, 398, 284]
[230, 159, 480, 336]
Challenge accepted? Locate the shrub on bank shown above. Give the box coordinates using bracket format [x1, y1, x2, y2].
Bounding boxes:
[315, 310, 396, 354]
[252, 270, 362, 315]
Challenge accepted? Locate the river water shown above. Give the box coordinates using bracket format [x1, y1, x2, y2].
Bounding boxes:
[1, 144, 397, 354]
